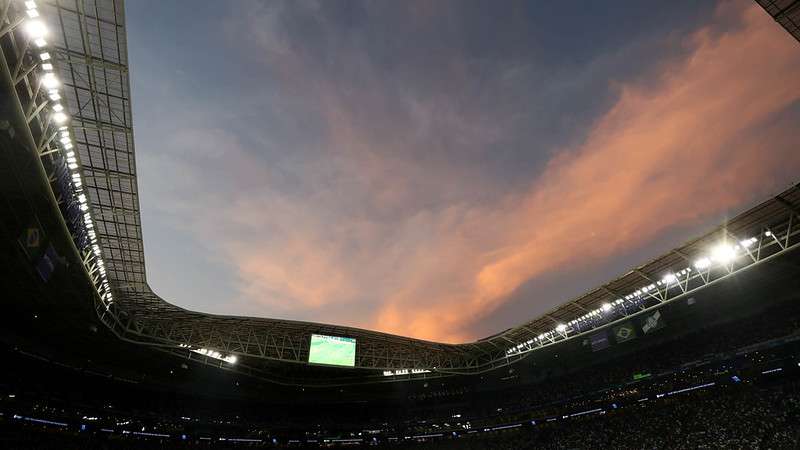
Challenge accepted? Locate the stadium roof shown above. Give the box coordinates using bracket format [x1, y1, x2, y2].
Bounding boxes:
[755, 0, 800, 43]
[2, 0, 800, 381]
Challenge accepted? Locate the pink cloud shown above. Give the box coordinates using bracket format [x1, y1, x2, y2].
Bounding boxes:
[152, 3, 800, 342]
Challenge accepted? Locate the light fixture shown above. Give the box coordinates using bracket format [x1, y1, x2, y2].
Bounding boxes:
[694, 257, 711, 270]
[42, 73, 59, 89]
[711, 244, 736, 264]
[601, 303, 612, 312]
[555, 324, 567, 333]
[661, 273, 677, 284]
[740, 237, 756, 248]
[39, 52, 51, 61]
[53, 112, 67, 123]
[24, 20, 47, 39]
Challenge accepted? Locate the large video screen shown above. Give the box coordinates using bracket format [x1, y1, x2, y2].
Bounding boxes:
[308, 334, 356, 367]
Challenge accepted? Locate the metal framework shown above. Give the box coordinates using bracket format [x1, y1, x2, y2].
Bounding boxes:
[3, 0, 800, 378]
[756, 0, 800, 43]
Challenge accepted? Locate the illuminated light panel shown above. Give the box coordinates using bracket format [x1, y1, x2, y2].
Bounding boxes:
[42, 73, 58, 89]
[694, 257, 711, 269]
[711, 244, 736, 264]
[24, 20, 47, 39]
[192, 348, 237, 364]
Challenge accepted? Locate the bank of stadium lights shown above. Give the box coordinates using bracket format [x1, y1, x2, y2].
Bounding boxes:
[506, 235, 764, 356]
[191, 348, 238, 365]
[21, 2, 114, 309]
[383, 369, 431, 377]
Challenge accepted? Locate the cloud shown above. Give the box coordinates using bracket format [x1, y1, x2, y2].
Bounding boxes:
[142, 2, 800, 342]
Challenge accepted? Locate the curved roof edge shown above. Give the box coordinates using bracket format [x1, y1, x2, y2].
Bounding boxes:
[23, 0, 800, 372]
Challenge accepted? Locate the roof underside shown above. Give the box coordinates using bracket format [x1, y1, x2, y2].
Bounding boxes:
[756, 0, 800, 43]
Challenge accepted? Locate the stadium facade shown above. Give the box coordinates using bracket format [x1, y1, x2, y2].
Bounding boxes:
[1, 0, 800, 389]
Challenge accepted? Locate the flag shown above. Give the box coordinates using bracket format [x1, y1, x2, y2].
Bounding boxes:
[613, 322, 637, 343]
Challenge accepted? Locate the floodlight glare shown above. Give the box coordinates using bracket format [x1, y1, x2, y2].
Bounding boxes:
[42, 73, 59, 89]
[661, 273, 677, 284]
[711, 244, 736, 264]
[555, 324, 567, 333]
[26, 9, 39, 18]
[39, 52, 51, 61]
[53, 112, 68, 123]
[765, 230, 772, 237]
[694, 257, 711, 269]
[24, 20, 47, 39]
[34, 38, 47, 47]
[601, 303, 612, 312]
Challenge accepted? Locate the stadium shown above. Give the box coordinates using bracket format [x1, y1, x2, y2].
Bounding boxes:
[1, 0, 799, 448]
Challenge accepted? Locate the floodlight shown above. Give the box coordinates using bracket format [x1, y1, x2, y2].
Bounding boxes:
[53, 104, 64, 112]
[555, 324, 567, 332]
[25, 1, 37, 9]
[693, 257, 710, 269]
[24, 20, 47, 39]
[711, 244, 735, 264]
[34, 38, 47, 47]
[48, 92, 61, 101]
[53, 112, 67, 123]
[42, 73, 58, 89]
[39, 52, 51, 61]
[26, 9, 39, 18]
[661, 273, 677, 284]
[601, 303, 612, 312]
[765, 230, 772, 237]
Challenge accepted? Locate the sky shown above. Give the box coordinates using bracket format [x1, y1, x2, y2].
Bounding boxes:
[126, 0, 800, 343]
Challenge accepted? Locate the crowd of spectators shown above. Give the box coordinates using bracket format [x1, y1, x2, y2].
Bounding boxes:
[2, 290, 799, 448]
[2, 380, 798, 449]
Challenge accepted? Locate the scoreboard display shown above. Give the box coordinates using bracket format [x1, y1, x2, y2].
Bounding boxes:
[308, 334, 356, 367]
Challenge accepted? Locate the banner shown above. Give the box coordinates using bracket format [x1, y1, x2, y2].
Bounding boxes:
[613, 322, 637, 344]
[642, 311, 667, 334]
[588, 331, 610, 352]
[641, 310, 666, 334]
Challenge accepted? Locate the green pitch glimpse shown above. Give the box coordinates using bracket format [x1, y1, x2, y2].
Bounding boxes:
[308, 334, 356, 367]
